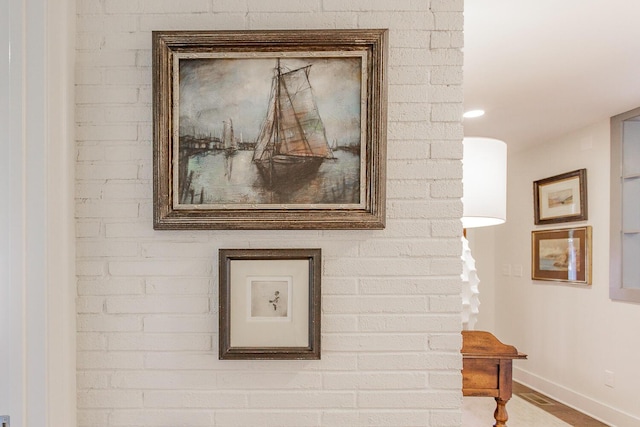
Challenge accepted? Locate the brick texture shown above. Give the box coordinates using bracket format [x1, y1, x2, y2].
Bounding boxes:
[75, 0, 464, 425]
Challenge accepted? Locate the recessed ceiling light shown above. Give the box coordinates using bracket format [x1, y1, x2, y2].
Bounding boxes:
[463, 109, 485, 118]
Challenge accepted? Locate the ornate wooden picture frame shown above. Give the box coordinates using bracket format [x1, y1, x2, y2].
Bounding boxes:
[531, 226, 592, 285]
[533, 169, 588, 225]
[153, 29, 388, 230]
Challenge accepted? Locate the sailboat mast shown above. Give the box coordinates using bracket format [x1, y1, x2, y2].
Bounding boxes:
[274, 58, 282, 154]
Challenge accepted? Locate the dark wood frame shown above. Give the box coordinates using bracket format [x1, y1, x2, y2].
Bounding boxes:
[531, 226, 592, 285]
[533, 169, 588, 225]
[152, 29, 388, 230]
[218, 248, 321, 360]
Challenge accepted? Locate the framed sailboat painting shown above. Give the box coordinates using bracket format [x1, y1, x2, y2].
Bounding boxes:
[152, 29, 388, 230]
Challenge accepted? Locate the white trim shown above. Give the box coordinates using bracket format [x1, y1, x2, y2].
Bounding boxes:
[1, 0, 76, 425]
[25, 0, 48, 422]
[515, 367, 640, 427]
[46, 0, 77, 425]
[1, 0, 26, 423]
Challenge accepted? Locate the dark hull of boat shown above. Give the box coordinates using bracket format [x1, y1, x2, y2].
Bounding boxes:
[255, 155, 324, 187]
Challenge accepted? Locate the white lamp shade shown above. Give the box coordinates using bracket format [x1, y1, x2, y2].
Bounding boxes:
[462, 137, 507, 228]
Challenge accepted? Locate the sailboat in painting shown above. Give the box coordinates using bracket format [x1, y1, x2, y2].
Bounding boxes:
[252, 59, 334, 186]
[221, 118, 237, 154]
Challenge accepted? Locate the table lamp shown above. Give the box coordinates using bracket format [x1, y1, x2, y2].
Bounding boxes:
[461, 137, 507, 329]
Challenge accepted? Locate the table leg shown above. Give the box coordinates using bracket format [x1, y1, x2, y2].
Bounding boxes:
[493, 397, 509, 427]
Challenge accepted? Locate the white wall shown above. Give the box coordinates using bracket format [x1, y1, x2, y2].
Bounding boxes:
[75, 1, 465, 426]
[475, 120, 640, 427]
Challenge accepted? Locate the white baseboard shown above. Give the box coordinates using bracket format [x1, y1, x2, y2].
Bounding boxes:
[514, 367, 640, 427]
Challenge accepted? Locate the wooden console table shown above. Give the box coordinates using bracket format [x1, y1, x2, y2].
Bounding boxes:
[462, 331, 527, 427]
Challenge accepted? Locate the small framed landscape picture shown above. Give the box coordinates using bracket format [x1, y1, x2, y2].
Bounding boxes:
[533, 169, 587, 225]
[218, 248, 321, 360]
[531, 226, 592, 285]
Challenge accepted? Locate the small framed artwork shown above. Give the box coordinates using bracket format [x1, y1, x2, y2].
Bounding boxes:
[152, 29, 388, 230]
[531, 226, 592, 285]
[533, 169, 587, 225]
[218, 248, 321, 360]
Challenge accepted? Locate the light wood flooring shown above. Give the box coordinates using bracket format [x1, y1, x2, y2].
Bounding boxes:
[513, 382, 609, 427]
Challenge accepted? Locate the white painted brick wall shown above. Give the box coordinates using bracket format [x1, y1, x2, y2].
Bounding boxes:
[75, 0, 464, 425]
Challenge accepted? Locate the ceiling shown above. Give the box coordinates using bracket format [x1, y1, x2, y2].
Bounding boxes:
[463, 0, 640, 152]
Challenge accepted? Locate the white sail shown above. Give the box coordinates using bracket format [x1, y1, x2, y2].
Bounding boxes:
[222, 118, 237, 151]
